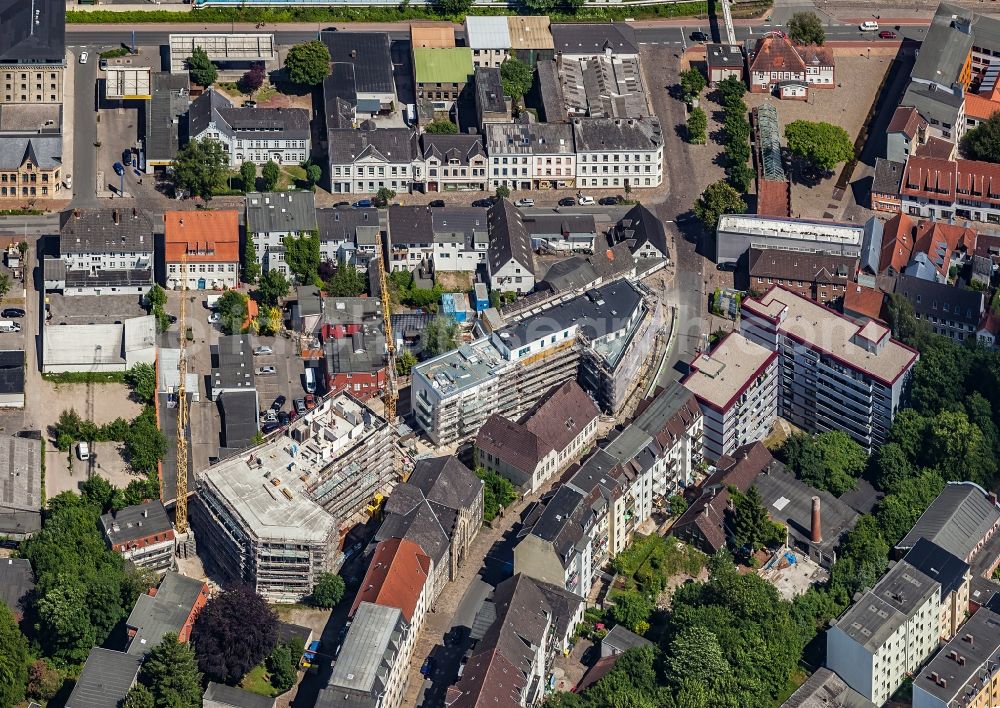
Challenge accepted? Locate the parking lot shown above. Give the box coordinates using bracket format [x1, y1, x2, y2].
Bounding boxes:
[249, 334, 313, 422]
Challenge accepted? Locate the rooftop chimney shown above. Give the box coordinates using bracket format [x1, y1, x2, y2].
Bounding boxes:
[811, 496, 822, 544]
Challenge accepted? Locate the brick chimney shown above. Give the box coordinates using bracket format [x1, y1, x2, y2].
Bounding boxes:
[811, 496, 822, 544]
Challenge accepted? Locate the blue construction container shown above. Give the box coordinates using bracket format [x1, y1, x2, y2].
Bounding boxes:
[441, 292, 469, 323]
[474, 282, 489, 312]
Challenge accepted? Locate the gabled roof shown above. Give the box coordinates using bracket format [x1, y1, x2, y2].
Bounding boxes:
[350, 537, 430, 623]
[749, 34, 830, 75]
[189, 88, 310, 140]
[487, 199, 535, 274]
[412, 47, 473, 84]
[411, 23, 456, 48]
[100, 500, 173, 546]
[897, 481, 1000, 560]
[0, 0, 65, 64]
[550, 22, 639, 56]
[328, 127, 418, 166]
[408, 455, 483, 512]
[0, 557, 34, 618]
[245, 191, 318, 235]
[888, 106, 928, 138]
[893, 274, 984, 326]
[0, 136, 61, 171]
[903, 537, 970, 600]
[613, 204, 667, 258]
[67, 648, 142, 708]
[523, 380, 600, 453]
[164, 210, 240, 263]
[420, 134, 486, 164]
[880, 213, 915, 273]
[872, 158, 905, 199]
[465, 16, 511, 50]
[126, 572, 207, 655]
[477, 414, 552, 475]
[388, 204, 434, 246]
[59, 208, 154, 255]
[843, 284, 886, 322]
[748, 247, 856, 284]
[376, 493, 450, 566]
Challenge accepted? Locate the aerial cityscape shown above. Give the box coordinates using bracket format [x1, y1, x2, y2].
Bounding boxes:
[2, 0, 1000, 706]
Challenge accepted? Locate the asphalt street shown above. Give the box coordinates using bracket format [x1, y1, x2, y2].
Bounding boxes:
[71, 56, 99, 209]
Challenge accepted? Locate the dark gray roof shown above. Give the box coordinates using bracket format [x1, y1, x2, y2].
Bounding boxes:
[707, 43, 745, 68]
[551, 22, 639, 55]
[0, 557, 34, 617]
[100, 500, 172, 546]
[320, 31, 394, 96]
[323, 66, 358, 131]
[913, 607, 1000, 706]
[903, 537, 970, 600]
[431, 207, 488, 244]
[329, 127, 418, 165]
[126, 572, 206, 655]
[782, 667, 875, 708]
[536, 60, 568, 123]
[204, 681, 276, 708]
[0, 430, 40, 523]
[212, 334, 256, 391]
[475, 66, 508, 114]
[218, 389, 260, 450]
[320, 602, 406, 704]
[613, 204, 668, 258]
[872, 158, 904, 198]
[897, 481, 1000, 560]
[572, 117, 663, 152]
[317, 207, 379, 245]
[477, 413, 552, 477]
[0, 135, 61, 170]
[324, 327, 386, 375]
[420, 133, 486, 164]
[859, 215, 885, 274]
[748, 248, 856, 284]
[376, 493, 450, 565]
[522, 213, 597, 238]
[145, 72, 190, 164]
[0, 0, 65, 64]
[64, 268, 153, 289]
[497, 279, 643, 348]
[487, 199, 534, 273]
[388, 205, 434, 246]
[189, 89, 310, 140]
[246, 191, 318, 234]
[408, 455, 483, 512]
[602, 624, 653, 654]
[541, 240, 636, 293]
[901, 82, 963, 128]
[911, 4, 974, 88]
[892, 275, 984, 328]
[66, 648, 142, 708]
[59, 208, 155, 255]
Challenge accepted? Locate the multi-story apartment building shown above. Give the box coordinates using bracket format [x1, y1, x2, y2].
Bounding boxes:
[573, 117, 664, 190]
[328, 126, 421, 195]
[100, 501, 175, 573]
[913, 607, 1000, 708]
[486, 121, 576, 191]
[0, 0, 65, 106]
[188, 89, 310, 167]
[164, 210, 240, 290]
[412, 279, 650, 445]
[486, 198, 535, 293]
[430, 207, 488, 273]
[316, 206, 381, 270]
[898, 155, 1000, 224]
[827, 560, 942, 706]
[740, 285, 920, 450]
[413, 47, 473, 110]
[0, 135, 64, 202]
[46, 208, 155, 296]
[892, 274, 985, 342]
[747, 248, 857, 306]
[903, 537, 972, 642]
[192, 393, 394, 602]
[420, 133, 488, 192]
[682, 332, 779, 461]
[245, 191, 318, 279]
[716, 214, 868, 266]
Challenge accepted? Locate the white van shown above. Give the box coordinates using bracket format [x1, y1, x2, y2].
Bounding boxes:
[77, 441, 90, 461]
[0, 321, 20, 333]
[304, 367, 316, 394]
[859, 20, 879, 31]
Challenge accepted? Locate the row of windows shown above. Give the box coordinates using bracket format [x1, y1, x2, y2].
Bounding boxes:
[0, 186, 47, 196]
[3, 94, 57, 102]
[578, 153, 655, 162]
[4, 73, 58, 80]
[5, 83, 57, 91]
[168, 263, 237, 273]
[0, 173, 49, 182]
[578, 164, 654, 174]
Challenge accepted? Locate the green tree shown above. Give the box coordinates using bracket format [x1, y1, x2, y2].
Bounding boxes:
[781, 431, 866, 495]
[679, 67, 707, 102]
[261, 160, 281, 192]
[432, 0, 474, 13]
[694, 181, 746, 229]
[217, 289, 251, 334]
[325, 260, 367, 296]
[312, 572, 346, 608]
[244, 234, 261, 284]
[172, 138, 228, 199]
[495, 184, 510, 200]
[256, 269, 289, 307]
[717, 75, 746, 105]
[266, 641, 300, 693]
[192, 587, 278, 684]
[871, 442, 913, 493]
[187, 47, 217, 87]
[610, 590, 653, 634]
[240, 161, 257, 192]
[885, 292, 929, 346]
[147, 284, 171, 333]
[396, 349, 418, 376]
[668, 494, 689, 517]
[728, 162, 754, 192]
[924, 409, 997, 485]
[125, 407, 167, 475]
[123, 685, 155, 708]
[475, 468, 516, 521]
[730, 485, 784, 555]
[26, 658, 63, 702]
[285, 40, 331, 86]
[126, 362, 157, 405]
[283, 231, 321, 284]
[785, 120, 854, 172]
[664, 626, 732, 692]
[374, 186, 396, 208]
[0, 606, 29, 707]
[961, 112, 1000, 163]
[305, 162, 322, 186]
[140, 633, 203, 708]
[500, 56, 534, 104]
[787, 12, 826, 45]
[425, 119, 459, 135]
[423, 315, 459, 356]
[34, 580, 98, 663]
[686, 107, 707, 144]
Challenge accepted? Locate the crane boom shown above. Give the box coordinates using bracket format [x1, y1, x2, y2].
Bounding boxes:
[376, 237, 397, 424]
[175, 250, 189, 534]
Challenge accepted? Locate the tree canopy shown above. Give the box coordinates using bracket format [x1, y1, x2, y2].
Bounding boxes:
[217, 289, 251, 335]
[0, 606, 29, 707]
[172, 139, 228, 200]
[961, 112, 1000, 163]
[425, 119, 459, 135]
[694, 181, 746, 229]
[312, 573, 346, 608]
[779, 430, 867, 495]
[787, 12, 826, 45]
[325, 260, 367, 297]
[138, 633, 203, 708]
[730, 485, 784, 556]
[239, 63, 266, 94]
[192, 587, 278, 683]
[422, 315, 459, 356]
[784, 120, 854, 172]
[500, 56, 534, 104]
[679, 67, 706, 102]
[285, 40, 331, 86]
[283, 231, 321, 285]
[187, 47, 217, 87]
[475, 468, 516, 521]
[256, 269, 289, 307]
[261, 160, 281, 192]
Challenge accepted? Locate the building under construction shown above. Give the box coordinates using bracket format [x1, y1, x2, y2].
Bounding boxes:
[412, 278, 660, 446]
[192, 393, 394, 602]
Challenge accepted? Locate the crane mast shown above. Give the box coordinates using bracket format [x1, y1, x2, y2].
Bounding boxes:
[175, 249, 189, 534]
[376, 237, 397, 424]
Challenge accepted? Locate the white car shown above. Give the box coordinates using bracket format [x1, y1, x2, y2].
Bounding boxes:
[578, 196, 596, 205]
[254, 345, 273, 356]
[257, 365, 277, 375]
[859, 21, 879, 31]
[515, 198, 534, 208]
[208, 312, 221, 324]
[79, 51, 89, 64]
[77, 441, 90, 461]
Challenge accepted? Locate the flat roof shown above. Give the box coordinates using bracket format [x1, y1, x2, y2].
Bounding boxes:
[508, 15, 554, 49]
[742, 286, 919, 386]
[682, 333, 776, 411]
[413, 47, 473, 84]
[718, 214, 864, 246]
[466, 16, 511, 49]
[0, 434, 41, 514]
[328, 601, 404, 694]
[414, 337, 507, 398]
[105, 67, 152, 100]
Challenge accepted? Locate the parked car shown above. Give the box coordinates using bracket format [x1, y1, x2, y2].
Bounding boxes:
[254, 345, 273, 356]
[716, 261, 738, 271]
[428, 199, 446, 207]
[1, 308, 24, 318]
[77, 441, 90, 461]
[122, 149, 133, 167]
[354, 199, 373, 208]
[79, 51, 88, 64]
[0, 321, 20, 333]
[166, 314, 177, 324]
[558, 197, 576, 207]
[277, 411, 290, 426]
[243, 100, 257, 108]
[599, 196, 621, 206]
[859, 20, 879, 31]
[261, 410, 277, 423]
[690, 31, 709, 42]
[271, 395, 286, 410]
[515, 198, 534, 208]
[420, 657, 436, 677]
[304, 394, 317, 410]
[472, 198, 495, 207]
[112, 162, 125, 176]
[208, 312, 221, 324]
[578, 195, 596, 205]
[334, 201, 352, 209]
[261, 422, 280, 434]
[294, 398, 307, 415]
[879, 30, 897, 38]
[257, 365, 277, 375]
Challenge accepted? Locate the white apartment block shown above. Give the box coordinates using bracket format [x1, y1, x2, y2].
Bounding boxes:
[740, 285, 919, 450]
[572, 117, 664, 190]
[682, 332, 779, 461]
[827, 560, 941, 706]
[245, 191, 318, 280]
[328, 127, 422, 195]
[485, 122, 576, 192]
[715, 214, 867, 265]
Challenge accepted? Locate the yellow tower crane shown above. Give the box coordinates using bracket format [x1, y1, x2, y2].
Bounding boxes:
[375, 236, 397, 424]
[175, 250, 190, 535]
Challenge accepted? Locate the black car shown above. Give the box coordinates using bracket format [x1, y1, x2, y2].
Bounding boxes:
[122, 149, 133, 167]
[277, 411, 290, 425]
[261, 422, 280, 434]
[716, 261, 738, 271]
[690, 31, 710, 42]
[0, 308, 24, 318]
[558, 197, 576, 207]
[166, 314, 178, 324]
[598, 196, 621, 206]
[272, 395, 286, 411]
[472, 198, 495, 208]
[334, 201, 352, 209]
[428, 199, 446, 207]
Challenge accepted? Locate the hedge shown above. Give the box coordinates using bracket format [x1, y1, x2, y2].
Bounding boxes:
[42, 371, 127, 385]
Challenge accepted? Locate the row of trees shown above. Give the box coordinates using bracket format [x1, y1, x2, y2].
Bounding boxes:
[717, 76, 754, 193]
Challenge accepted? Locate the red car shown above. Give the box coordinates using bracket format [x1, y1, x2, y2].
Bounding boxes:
[304, 394, 317, 410]
[879, 30, 898, 39]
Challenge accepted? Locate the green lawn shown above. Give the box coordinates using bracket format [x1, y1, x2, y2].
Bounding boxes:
[240, 664, 279, 698]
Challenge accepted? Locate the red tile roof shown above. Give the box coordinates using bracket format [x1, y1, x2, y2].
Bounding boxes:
[912, 220, 976, 279]
[757, 179, 791, 217]
[843, 284, 886, 323]
[164, 210, 240, 263]
[880, 213, 915, 273]
[914, 136, 955, 160]
[887, 106, 927, 138]
[901, 156, 1000, 210]
[964, 92, 1000, 122]
[749, 35, 832, 75]
[350, 537, 430, 623]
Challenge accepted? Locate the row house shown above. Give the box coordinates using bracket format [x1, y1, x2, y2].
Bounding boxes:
[486, 120, 576, 191]
[387, 205, 490, 275]
[328, 125, 422, 195]
[188, 89, 310, 167]
[164, 210, 240, 290]
[319, 296, 388, 402]
[747, 247, 856, 306]
[421, 134, 488, 192]
[898, 155, 1000, 225]
[316, 206, 381, 271]
[245, 191, 318, 279]
[572, 117, 664, 190]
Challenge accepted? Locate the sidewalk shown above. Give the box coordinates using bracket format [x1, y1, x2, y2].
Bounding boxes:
[62, 48, 76, 204]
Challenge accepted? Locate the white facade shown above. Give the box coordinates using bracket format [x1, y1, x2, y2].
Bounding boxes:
[191, 126, 309, 168]
[166, 261, 238, 290]
[488, 256, 536, 294]
[432, 236, 487, 273]
[575, 146, 662, 189]
[119, 537, 175, 573]
[330, 155, 424, 194]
